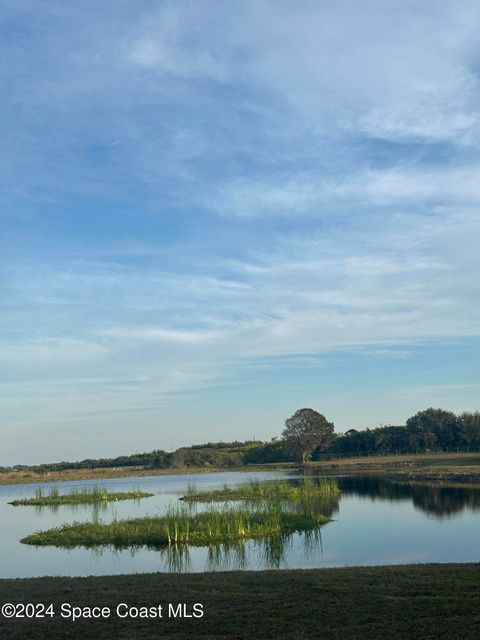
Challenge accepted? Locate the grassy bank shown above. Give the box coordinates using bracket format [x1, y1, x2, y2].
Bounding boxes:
[4, 452, 480, 488]
[307, 451, 480, 484]
[0, 463, 296, 486]
[181, 477, 340, 502]
[1, 564, 479, 639]
[9, 486, 153, 506]
[20, 504, 329, 548]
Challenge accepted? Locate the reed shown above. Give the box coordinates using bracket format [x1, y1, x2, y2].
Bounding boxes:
[9, 486, 153, 506]
[20, 502, 330, 548]
[181, 477, 340, 503]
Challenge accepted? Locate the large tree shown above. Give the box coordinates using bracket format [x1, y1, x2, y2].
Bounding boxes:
[457, 411, 480, 446]
[282, 408, 334, 463]
[406, 407, 459, 451]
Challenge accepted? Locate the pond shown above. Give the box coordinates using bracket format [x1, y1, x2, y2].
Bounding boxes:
[1, 471, 480, 578]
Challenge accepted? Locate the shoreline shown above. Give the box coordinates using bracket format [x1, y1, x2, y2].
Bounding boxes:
[306, 451, 480, 486]
[1, 563, 479, 639]
[3, 451, 480, 486]
[0, 463, 297, 486]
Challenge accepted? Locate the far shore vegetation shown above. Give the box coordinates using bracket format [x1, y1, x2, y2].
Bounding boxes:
[3, 452, 480, 488]
[2, 407, 480, 487]
[8, 486, 153, 507]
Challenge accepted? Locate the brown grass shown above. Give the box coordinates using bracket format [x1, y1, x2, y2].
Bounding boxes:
[4, 452, 480, 487]
[0, 464, 295, 486]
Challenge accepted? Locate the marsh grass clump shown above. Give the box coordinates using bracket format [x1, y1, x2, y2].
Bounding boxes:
[9, 486, 153, 507]
[181, 477, 340, 503]
[20, 502, 330, 549]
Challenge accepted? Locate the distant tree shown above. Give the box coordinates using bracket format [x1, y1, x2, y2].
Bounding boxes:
[406, 408, 458, 451]
[374, 426, 410, 455]
[243, 440, 297, 465]
[282, 408, 334, 463]
[457, 412, 480, 446]
[150, 450, 171, 469]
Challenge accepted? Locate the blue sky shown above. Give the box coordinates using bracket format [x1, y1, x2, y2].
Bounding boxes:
[2, 0, 480, 465]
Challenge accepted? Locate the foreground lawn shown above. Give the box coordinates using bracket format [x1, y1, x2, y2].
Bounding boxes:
[1, 564, 480, 639]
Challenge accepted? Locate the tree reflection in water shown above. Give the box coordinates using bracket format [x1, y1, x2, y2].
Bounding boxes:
[335, 475, 480, 518]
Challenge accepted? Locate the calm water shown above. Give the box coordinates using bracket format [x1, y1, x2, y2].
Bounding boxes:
[1, 471, 480, 578]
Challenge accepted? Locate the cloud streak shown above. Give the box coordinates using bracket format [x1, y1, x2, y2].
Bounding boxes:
[2, 0, 480, 462]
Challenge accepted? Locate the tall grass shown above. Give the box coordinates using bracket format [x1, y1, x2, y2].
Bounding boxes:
[182, 477, 340, 503]
[9, 486, 153, 506]
[20, 501, 330, 549]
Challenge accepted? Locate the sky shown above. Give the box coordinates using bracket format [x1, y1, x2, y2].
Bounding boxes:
[1, 0, 480, 465]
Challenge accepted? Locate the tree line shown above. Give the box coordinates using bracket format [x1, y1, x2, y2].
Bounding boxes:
[3, 407, 479, 474]
[3, 441, 262, 473]
[327, 408, 480, 458]
[251, 407, 480, 463]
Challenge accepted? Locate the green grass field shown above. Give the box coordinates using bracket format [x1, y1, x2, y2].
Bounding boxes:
[1, 564, 479, 639]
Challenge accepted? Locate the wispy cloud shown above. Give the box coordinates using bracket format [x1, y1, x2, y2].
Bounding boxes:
[206, 166, 480, 218]
[2, 0, 480, 461]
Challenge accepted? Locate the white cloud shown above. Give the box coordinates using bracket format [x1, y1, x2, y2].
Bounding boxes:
[2, 0, 480, 459]
[220, 1, 480, 144]
[100, 326, 222, 345]
[206, 165, 480, 218]
[6, 201, 479, 376]
[126, 3, 229, 81]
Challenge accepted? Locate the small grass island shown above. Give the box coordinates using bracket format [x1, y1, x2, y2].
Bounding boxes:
[21, 494, 331, 548]
[180, 477, 340, 502]
[9, 486, 153, 507]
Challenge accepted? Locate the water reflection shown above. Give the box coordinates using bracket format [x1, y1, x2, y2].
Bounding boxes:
[74, 528, 325, 573]
[32, 501, 112, 516]
[155, 530, 323, 572]
[162, 545, 193, 572]
[68, 477, 480, 572]
[206, 542, 247, 571]
[4, 470, 480, 577]
[336, 475, 480, 518]
[293, 495, 339, 520]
